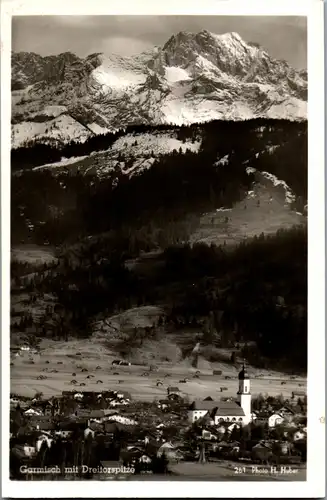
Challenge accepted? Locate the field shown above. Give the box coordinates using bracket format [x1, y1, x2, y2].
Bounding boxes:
[10, 339, 306, 401]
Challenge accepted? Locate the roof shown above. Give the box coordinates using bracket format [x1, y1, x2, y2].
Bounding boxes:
[190, 400, 218, 411]
[214, 404, 245, 417]
[279, 406, 296, 414]
[88, 422, 104, 432]
[190, 400, 244, 416]
[35, 422, 56, 430]
[103, 422, 119, 433]
[168, 387, 180, 392]
[89, 410, 105, 418]
[256, 412, 270, 418]
[117, 391, 132, 399]
[103, 409, 119, 416]
[57, 420, 86, 431]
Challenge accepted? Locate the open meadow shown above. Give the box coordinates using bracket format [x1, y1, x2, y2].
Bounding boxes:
[11, 339, 306, 402]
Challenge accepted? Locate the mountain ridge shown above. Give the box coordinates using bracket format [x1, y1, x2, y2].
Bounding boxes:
[11, 30, 307, 148]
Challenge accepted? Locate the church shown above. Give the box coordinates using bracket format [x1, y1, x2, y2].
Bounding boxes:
[188, 364, 252, 426]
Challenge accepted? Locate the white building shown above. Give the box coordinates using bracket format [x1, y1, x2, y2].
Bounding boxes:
[268, 413, 284, 428]
[255, 412, 285, 428]
[188, 363, 252, 426]
[293, 430, 306, 441]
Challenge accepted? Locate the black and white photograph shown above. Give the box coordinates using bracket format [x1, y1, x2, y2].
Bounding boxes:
[1, 0, 325, 497]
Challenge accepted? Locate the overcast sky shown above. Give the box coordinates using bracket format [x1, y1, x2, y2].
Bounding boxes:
[12, 16, 307, 69]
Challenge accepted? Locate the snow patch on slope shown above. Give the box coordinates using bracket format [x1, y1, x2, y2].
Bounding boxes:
[111, 132, 201, 156]
[246, 167, 256, 175]
[33, 155, 88, 170]
[87, 123, 111, 135]
[266, 145, 280, 154]
[266, 98, 307, 120]
[29, 105, 67, 119]
[260, 171, 296, 204]
[246, 166, 295, 205]
[12, 114, 92, 148]
[164, 66, 191, 83]
[91, 59, 146, 92]
[214, 154, 229, 167]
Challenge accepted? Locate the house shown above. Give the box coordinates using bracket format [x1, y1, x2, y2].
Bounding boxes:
[279, 405, 295, 416]
[13, 443, 36, 458]
[103, 421, 119, 438]
[55, 420, 86, 438]
[10, 397, 20, 406]
[226, 422, 241, 433]
[55, 429, 74, 439]
[84, 422, 104, 439]
[291, 391, 306, 399]
[74, 393, 84, 400]
[277, 406, 295, 423]
[216, 424, 227, 435]
[279, 441, 292, 455]
[216, 440, 230, 451]
[121, 450, 142, 467]
[31, 420, 56, 432]
[24, 408, 43, 416]
[268, 413, 284, 428]
[105, 414, 138, 426]
[158, 399, 171, 411]
[202, 429, 219, 441]
[139, 454, 152, 464]
[116, 391, 132, 400]
[167, 387, 180, 395]
[62, 391, 75, 397]
[188, 363, 252, 425]
[44, 401, 61, 417]
[252, 442, 273, 462]
[167, 393, 183, 402]
[256, 411, 285, 427]
[157, 442, 183, 462]
[35, 433, 53, 452]
[255, 411, 270, 425]
[293, 430, 306, 441]
[88, 410, 106, 424]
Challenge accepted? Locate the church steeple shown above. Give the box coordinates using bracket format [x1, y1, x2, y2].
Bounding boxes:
[238, 359, 249, 380]
[237, 359, 251, 419]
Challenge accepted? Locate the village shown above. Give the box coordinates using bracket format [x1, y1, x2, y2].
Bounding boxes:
[10, 351, 307, 481]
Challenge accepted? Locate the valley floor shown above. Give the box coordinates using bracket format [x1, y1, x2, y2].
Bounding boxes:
[10, 341, 306, 401]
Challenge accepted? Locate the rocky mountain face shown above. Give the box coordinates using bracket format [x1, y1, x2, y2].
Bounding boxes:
[11, 30, 307, 148]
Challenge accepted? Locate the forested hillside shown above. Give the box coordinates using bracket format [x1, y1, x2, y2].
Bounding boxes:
[11, 118, 307, 372]
[12, 119, 307, 246]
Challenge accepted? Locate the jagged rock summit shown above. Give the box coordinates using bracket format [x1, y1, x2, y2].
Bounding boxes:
[11, 30, 307, 147]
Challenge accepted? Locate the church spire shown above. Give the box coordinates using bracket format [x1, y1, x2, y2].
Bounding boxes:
[238, 359, 249, 380]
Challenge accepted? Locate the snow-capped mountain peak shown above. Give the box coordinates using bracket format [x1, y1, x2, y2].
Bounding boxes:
[11, 30, 307, 148]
